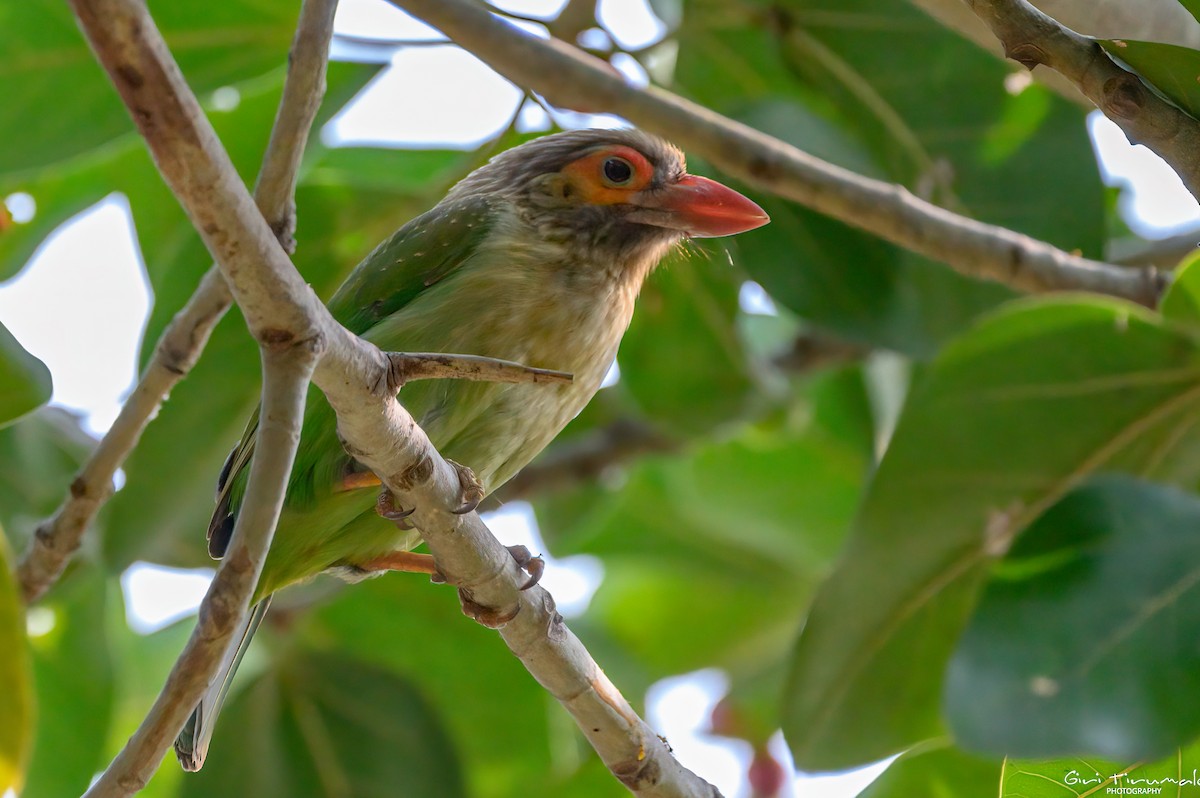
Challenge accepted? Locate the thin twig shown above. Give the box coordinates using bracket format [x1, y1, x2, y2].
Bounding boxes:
[16, 0, 339, 603]
[84, 341, 319, 798]
[387, 351, 573, 388]
[964, 0, 1200, 202]
[1112, 229, 1200, 269]
[17, 268, 229, 603]
[494, 418, 677, 504]
[65, 1, 722, 796]
[255, 0, 340, 255]
[388, 0, 1167, 308]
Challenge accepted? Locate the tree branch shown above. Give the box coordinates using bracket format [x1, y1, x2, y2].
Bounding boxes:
[964, 0, 1200, 203]
[16, 0, 340, 603]
[66, 0, 722, 795]
[494, 418, 677, 505]
[388, 0, 1167, 308]
[84, 342, 317, 798]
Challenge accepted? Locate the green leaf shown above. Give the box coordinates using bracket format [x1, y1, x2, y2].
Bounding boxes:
[947, 475, 1200, 760]
[1000, 743, 1200, 797]
[857, 743, 999, 798]
[1160, 247, 1200, 327]
[0, 525, 33, 794]
[784, 296, 1200, 770]
[0, 320, 51, 428]
[618, 241, 756, 435]
[1101, 39, 1200, 120]
[179, 648, 465, 798]
[298, 577, 554, 798]
[0, 409, 95, 553]
[1181, 0, 1200, 28]
[22, 566, 115, 798]
[0, 0, 300, 175]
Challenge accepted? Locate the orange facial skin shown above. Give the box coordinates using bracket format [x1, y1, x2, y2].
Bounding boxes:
[560, 145, 656, 205]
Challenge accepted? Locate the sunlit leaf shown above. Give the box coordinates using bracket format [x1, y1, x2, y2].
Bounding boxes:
[22, 566, 115, 798]
[858, 742, 998, 798]
[0, 525, 33, 794]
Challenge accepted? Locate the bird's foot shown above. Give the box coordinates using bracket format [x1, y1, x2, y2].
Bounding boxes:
[375, 488, 415, 529]
[506, 544, 545, 590]
[455, 546, 544, 627]
[447, 459, 486, 515]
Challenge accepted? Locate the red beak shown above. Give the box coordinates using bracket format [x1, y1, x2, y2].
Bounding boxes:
[632, 175, 769, 238]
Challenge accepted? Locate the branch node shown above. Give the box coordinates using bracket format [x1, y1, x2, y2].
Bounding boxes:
[1103, 73, 1147, 119]
[614, 753, 662, 791]
[69, 476, 88, 499]
[393, 453, 435, 490]
[458, 588, 521, 627]
[1005, 42, 1045, 70]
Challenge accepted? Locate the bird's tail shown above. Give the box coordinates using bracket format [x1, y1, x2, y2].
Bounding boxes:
[174, 596, 272, 771]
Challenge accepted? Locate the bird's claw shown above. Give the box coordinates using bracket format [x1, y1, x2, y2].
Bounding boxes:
[507, 544, 545, 590]
[375, 488, 415, 527]
[448, 459, 485, 515]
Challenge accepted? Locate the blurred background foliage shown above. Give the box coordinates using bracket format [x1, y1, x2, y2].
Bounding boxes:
[4, 0, 1200, 796]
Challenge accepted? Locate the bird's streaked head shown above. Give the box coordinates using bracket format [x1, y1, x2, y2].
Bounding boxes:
[445, 129, 768, 266]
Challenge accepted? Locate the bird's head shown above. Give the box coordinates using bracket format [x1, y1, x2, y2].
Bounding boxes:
[446, 129, 769, 270]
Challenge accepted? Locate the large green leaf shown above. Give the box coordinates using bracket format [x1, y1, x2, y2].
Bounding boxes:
[0, 320, 51, 428]
[673, 0, 1103, 354]
[784, 296, 1200, 770]
[1101, 39, 1200, 120]
[1181, 0, 1200, 27]
[947, 475, 1200, 760]
[0, 525, 33, 794]
[179, 648, 466, 798]
[0, 0, 300, 175]
[618, 241, 757, 435]
[299, 576, 555, 798]
[22, 566, 115, 798]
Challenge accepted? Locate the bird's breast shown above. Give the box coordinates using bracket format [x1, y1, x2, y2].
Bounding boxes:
[374, 242, 642, 490]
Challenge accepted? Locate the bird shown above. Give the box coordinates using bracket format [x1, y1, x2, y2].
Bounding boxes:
[173, 128, 769, 770]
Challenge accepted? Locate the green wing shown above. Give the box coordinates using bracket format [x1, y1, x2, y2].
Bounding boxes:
[207, 195, 499, 558]
[327, 195, 500, 335]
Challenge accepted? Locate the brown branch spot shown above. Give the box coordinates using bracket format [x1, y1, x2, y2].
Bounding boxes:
[1004, 43, 1045, 71]
[613, 754, 661, 790]
[70, 476, 88, 499]
[115, 63, 145, 89]
[257, 328, 295, 348]
[1103, 74, 1146, 119]
[395, 453, 434, 489]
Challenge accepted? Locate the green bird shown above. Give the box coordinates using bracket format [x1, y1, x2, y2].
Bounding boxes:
[174, 128, 768, 770]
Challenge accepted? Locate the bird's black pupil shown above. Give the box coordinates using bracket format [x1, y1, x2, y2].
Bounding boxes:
[604, 158, 633, 184]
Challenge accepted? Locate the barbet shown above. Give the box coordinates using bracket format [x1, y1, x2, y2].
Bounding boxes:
[174, 128, 768, 770]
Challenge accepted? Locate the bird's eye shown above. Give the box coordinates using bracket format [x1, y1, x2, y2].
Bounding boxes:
[602, 157, 635, 186]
